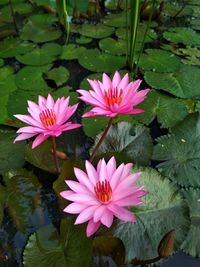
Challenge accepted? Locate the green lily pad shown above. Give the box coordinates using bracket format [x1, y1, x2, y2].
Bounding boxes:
[82, 107, 110, 137]
[0, 37, 36, 58]
[0, 59, 3, 67]
[45, 66, 69, 87]
[93, 236, 125, 266]
[21, 20, 62, 43]
[137, 49, 181, 72]
[16, 43, 61, 66]
[91, 122, 153, 166]
[0, 129, 26, 176]
[191, 19, 200, 30]
[15, 65, 51, 90]
[52, 86, 78, 105]
[110, 167, 189, 264]
[181, 188, 200, 257]
[78, 48, 126, 72]
[78, 23, 115, 39]
[135, 90, 188, 128]
[103, 11, 129, 27]
[33, 0, 57, 8]
[164, 4, 193, 17]
[79, 73, 102, 91]
[25, 140, 65, 174]
[28, 13, 58, 25]
[99, 37, 126, 55]
[163, 27, 200, 45]
[3, 168, 41, 232]
[144, 64, 200, 99]
[153, 119, 200, 187]
[60, 44, 86, 60]
[1, 2, 34, 15]
[23, 218, 92, 267]
[76, 36, 92, 44]
[0, 12, 12, 27]
[0, 65, 14, 81]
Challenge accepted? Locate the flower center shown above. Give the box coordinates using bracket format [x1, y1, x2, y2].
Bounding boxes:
[39, 109, 56, 127]
[94, 179, 112, 203]
[104, 87, 123, 107]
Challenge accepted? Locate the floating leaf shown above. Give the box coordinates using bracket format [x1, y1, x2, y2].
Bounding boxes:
[3, 168, 41, 232]
[78, 49, 126, 72]
[79, 73, 102, 91]
[28, 13, 58, 25]
[16, 43, 61, 66]
[135, 90, 188, 128]
[0, 130, 26, 176]
[78, 23, 115, 39]
[1, 2, 34, 15]
[0, 38, 36, 58]
[181, 188, 200, 257]
[191, 18, 200, 30]
[153, 133, 200, 187]
[137, 49, 181, 72]
[144, 65, 200, 99]
[164, 4, 193, 17]
[0, 59, 3, 67]
[45, 66, 69, 86]
[15, 65, 51, 90]
[60, 44, 86, 60]
[21, 21, 62, 43]
[91, 122, 153, 166]
[103, 11, 129, 27]
[23, 218, 92, 267]
[93, 236, 125, 267]
[99, 37, 126, 55]
[52, 86, 78, 105]
[163, 27, 200, 45]
[0, 65, 14, 81]
[82, 107, 110, 137]
[76, 36, 92, 44]
[110, 167, 189, 263]
[25, 140, 65, 174]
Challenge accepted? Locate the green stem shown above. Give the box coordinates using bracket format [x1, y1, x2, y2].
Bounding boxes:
[134, 0, 156, 78]
[89, 117, 113, 163]
[52, 136, 60, 173]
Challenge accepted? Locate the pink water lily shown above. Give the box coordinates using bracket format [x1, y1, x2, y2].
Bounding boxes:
[77, 71, 150, 118]
[60, 157, 148, 237]
[14, 94, 82, 148]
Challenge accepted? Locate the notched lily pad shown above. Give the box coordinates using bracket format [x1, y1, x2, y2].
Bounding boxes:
[45, 66, 69, 86]
[78, 23, 115, 39]
[99, 37, 126, 55]
[60, 44, 86, 60]
[76, 36, 92, 44]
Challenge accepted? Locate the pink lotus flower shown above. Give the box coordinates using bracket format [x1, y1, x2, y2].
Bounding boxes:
[60, 156, 148, 237]
[14, 94, 82, 148]
[77, 71, 150, 118]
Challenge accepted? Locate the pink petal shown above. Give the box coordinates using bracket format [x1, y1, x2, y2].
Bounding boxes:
[110, 163, 125, 191]
[46, 94, 55, 109]
[86, 219, 101, 237]
[61, 123, 82, 132]
[114, 195, 144, 207]
[118, 73, 129, 90]
[75, 205, 99, 224]
[112, 71, 121, 88]
[119, 109, 145, 115]
[13, 133, 36, 143]
[65, 180, 91, 194]
[82, 107, 112, 118]
[114, 172, 142, 193]
[99, 158, 108, 183]
[87, 79, 104, 98]
[96, 159, 102, 175]
[100, 208, 113, 227]
[102, 73, 112, 91]
[108, 203, 136, 222]
[106, 156, 116, 178]
[120, 163, 133, 181]
[63, 203, 88, 214]
[32, 134, 49, 148]
[38, 95, 47, 108]
[113, 186, 144, 202]
[93, 205, 107, 222]
[85, 160, 98, 185]
[27, 100, 41, 121]
[74, 168, 94, 192]
[16, 126, 37, 134]
[65, 193, 98, 203]
[60, 190, 74, 199]
[14, 114, 42, 127]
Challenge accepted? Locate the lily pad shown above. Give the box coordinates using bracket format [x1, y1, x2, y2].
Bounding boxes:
[25, 140, 65, 174]
[144, 65, 200, 99]
[79, 73, 102, 91]
[60, 44, 86, 60]
[21, 20, 62, 43]
[51, 86, 78, 105]
[110, 167, 189, 263]
[16, 43, 61, 66]
[164, 4, 193, 17]
[28, 13, 58, 25]
[91, 122, 153, 166]
[0, 38, 36, 58]
[191, 19, 200, 30]
[82, 107, 110, 137]
[23, 218, 92, 267]
[0, 59, 3, 67]
[163, 27, 200, 46]
[45, 66, 69, 87]
[0, 130, 26, 176]
[137, 49, 181, 72]
[3, 168, 41, 232]
[181, 188, 200, 257]
[103, 12, 129, 27]
[15, 65, 51, 90]
[76, 36, 92, 44]
[99, 37, 126, 55]
[78, 23, 115, 39]
[153, 128, 200, 187]
[1, 2, 34, 15]
[135, 90, 188, 128]
[78, 48, 126, 72]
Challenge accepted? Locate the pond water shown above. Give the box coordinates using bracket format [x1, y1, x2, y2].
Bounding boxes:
[0, 0, 200, 266]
